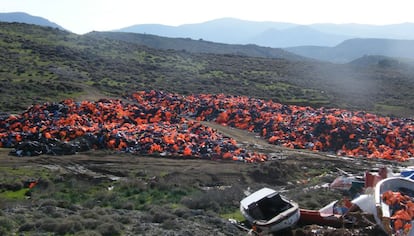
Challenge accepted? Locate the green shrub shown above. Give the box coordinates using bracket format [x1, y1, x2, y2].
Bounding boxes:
[118, 201, 135, 210]
[11, 214, 26, 225]
[55, 218, 84, 235]
[36, 217, 59, 232]
[81, 219, 99, 230]
[181, 186, 243, 212]
[150, 206, 175, 223]
[0, 188, 29, 200]
[152, 211, 172, 224]
[19, 222, 35, 232]
[181, 194, 220, 212]
[0, 216, 14, 235]
[39, 199, 58, 207]
[76, 230, 102, 236]
[161, 218, 180, 230]
[39, 205, 56, 215]
[114, 214, 132, 224]
[1, 181, 23, 191]
[172, 207, 188, 218]
[80, 209, 99, 219]
[96, 222, 121, 236]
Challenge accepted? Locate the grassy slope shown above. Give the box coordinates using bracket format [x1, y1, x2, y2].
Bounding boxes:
[86, 31, 307, 61]
[1, 22, 414, 116]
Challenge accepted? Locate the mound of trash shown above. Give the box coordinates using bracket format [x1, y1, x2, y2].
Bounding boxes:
[128, 90, 413, 161]
[1, 90, 413, 161]
[0, 93, 266, 162]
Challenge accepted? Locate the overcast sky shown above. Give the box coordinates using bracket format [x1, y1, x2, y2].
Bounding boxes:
[1, 0, 413, 34]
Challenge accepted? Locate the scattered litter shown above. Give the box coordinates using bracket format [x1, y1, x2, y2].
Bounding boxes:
[238, 167, 414, 235]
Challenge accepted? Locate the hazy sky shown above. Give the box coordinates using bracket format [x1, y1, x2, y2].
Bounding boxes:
[1, 0, 413, 34]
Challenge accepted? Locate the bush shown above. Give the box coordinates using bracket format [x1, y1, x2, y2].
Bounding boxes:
[181, 192, 220, 212]
[11, 214, 26, 225]
[1, 181, 23, 191]
[149, 206, 175, 223]
[91, 191, 119, 207]
[161, 218, 180, 230]
[96, 222, 122, 236]
[39, 205, 56, 215]
[114, 214, 132, 224]
[76, 230, 102, 236]
[0, 216, 14, 234]
[36, 217, 59, 232]
[118, 201, 134, 210]
[152, 211, 173, 224]
[80, 209, 99, 219]
[19, 222, 35, 232]
[131, 222, 148, 234]
[173, 207, 188, 218]
[118, 179, 147, 193]
[81, 218, 99, 230]
[110, 198, 135, 210]
[55, 218, 84, 235]
[39, 199, 58, 207]
[181, 186, 243, 213]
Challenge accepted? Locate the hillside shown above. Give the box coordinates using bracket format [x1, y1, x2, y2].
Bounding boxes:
[286, 38, 414, 63]
[86, 31, 306, 61]
[348, 55, 414, 68]
[0, 12, 65, 31]
[1, 22, 414, 117]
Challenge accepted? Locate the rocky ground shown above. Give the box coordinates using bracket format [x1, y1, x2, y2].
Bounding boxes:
[0, 122, 408, 235]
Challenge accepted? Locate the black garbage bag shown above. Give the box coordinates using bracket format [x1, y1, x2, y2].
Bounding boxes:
[10, 138, 84, 156]
[10, 141, 45, 157]
[49, 141, 78, 155]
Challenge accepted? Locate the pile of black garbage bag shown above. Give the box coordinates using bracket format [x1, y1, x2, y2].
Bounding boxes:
[10, 135, 97, 157]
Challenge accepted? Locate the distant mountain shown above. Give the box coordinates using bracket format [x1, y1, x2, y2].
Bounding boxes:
[118, 18, 300, 46]
[0, 12, 65, 30]
[286, 38, 414, 63]
[311, 23, 414, 40]
[117, 18, 414, 48]
[250, 26, 349, 47]
[86, 31, 307, 61]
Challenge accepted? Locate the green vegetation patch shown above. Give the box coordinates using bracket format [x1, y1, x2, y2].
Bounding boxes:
[0, 188, 29, 200]
[131, 188, 190, 210]
[374, 103, 407, 117]
[0, 166, 53, 182]
[220, 210, 245, 222]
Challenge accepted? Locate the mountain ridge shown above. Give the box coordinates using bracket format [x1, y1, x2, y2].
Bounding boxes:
[250, 25, 348, 47]
[86, 31, 307, 61]
[0, 12, 66, 31]
[117, 17, 414, 48]
[286, 38, 414, 63]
